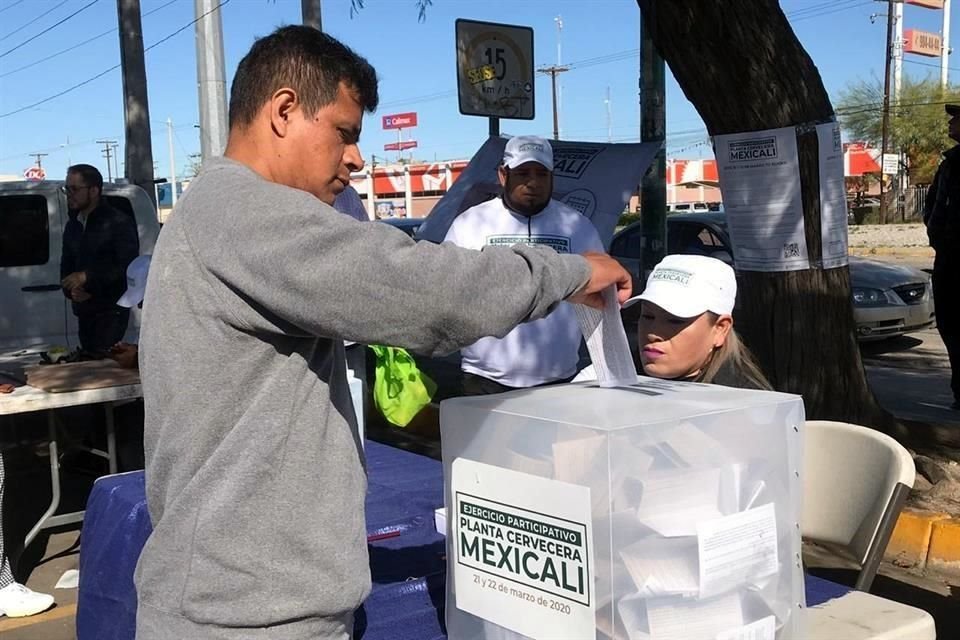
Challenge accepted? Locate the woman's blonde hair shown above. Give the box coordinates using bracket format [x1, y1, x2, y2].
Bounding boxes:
[695, 315, 772, 390]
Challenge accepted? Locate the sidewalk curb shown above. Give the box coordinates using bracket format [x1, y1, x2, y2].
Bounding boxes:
[885, 509, 960, 579]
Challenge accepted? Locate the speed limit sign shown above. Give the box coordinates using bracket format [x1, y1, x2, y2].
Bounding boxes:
[455, 19, 535, 120]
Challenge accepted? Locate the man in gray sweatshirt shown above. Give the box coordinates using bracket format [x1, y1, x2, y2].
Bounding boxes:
[134, 26, 631, 639]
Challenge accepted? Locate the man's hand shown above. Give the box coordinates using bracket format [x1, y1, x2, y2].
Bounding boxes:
[108, 342, 139, 369]
[61, 271, 87, 292]
[567, 252, 633, 309]
[62, 271, 91, 302]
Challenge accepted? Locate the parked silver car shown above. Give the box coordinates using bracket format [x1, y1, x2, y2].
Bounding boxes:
[610, 212, 934, 341]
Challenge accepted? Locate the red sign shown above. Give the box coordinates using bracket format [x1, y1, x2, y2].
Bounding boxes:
[384, 141, 418, 151]
[23, 166, 45, 181]
[382, 112, 418, 130]
[904, 29, 942, 57]
[906, 0, 945, 9]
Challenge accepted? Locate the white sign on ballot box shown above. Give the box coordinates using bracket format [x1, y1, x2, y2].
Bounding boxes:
[452, 459, 596, 639]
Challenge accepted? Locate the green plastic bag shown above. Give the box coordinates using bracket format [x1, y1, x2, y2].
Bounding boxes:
[369, 345, 437, 427]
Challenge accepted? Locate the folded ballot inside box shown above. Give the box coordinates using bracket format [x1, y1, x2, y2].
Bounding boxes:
[440, 378, 805, 640]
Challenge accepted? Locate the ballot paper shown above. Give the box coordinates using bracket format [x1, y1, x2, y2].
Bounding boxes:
[575, 286, 639, 388]
[715, 615, 776, 640]
[635, 467, 724, 537]
[657, 422, 734, 469]
[645, 592, 744, 640]
[619, 537, 699, 598]
[697, 503, 779, 599]
[616, 593, 652, 640]
[553, 434, 608, 484]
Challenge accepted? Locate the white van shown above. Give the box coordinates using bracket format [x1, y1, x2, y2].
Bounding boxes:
[0, 180, 161, 350]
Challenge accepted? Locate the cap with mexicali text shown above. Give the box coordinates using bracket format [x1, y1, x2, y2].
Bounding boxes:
[622, 254, 737, 318]
[502, 135, 554, 171]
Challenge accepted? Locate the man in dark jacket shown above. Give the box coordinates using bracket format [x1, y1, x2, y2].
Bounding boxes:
[60, 164, 139, 356]
[924, 104, 960, 409]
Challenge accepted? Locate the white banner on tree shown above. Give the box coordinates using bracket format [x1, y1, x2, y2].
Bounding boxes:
[714, 126, 810, 272]
[416, 137, 660, 248]
[816, 122, 850, 269]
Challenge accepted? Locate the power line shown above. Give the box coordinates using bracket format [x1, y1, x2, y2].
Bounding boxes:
[0, 0, 27, 15]
[903, 58, 960, 74]
[0, 0, 69, 41]
[0, 0, 101, 60]
[0, 0, 180, 80]
[785, 0, 866, 20]
[0, 0, 231, 119]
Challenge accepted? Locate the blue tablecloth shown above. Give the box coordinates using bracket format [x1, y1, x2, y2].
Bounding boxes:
[77, 442, 848, 639]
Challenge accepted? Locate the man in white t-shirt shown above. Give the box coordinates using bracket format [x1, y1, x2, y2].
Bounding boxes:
[444, 135, 604, 394]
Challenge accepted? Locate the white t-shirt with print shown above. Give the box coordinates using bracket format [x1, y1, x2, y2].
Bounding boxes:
[444, 197, 604, 387]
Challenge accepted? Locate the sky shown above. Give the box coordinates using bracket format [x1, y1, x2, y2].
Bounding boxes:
[0, 0, 956, 182]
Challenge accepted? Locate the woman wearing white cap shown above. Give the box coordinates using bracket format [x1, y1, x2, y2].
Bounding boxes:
[626, 254, 771, 390]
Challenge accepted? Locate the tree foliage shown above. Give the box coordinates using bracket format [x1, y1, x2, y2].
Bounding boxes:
[837, 76, 960, 183]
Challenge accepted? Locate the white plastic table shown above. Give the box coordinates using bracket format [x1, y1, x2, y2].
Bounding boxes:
[0, 351, 142, 548]
[807, 588, 937, 639]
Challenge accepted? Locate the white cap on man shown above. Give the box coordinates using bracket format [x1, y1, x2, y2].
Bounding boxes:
[117, 255, 152, 308]
[623, 254, 737, 318]
[502, 135, 554, 171]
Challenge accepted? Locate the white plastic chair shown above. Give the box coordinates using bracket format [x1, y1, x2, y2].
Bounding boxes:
[802, 420, 915, 592]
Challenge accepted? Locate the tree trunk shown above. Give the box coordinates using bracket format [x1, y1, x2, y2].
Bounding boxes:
[636, 0, 893, 429]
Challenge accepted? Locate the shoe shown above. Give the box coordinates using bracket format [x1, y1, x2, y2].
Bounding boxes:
[0, 582, 54, 618]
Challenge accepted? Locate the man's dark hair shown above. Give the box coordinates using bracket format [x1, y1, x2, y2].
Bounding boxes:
[67, 164, 104, 190]
[228, 26, 379, 129]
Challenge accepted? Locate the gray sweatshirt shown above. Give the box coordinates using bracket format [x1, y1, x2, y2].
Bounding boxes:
[134, 157, 590, 639]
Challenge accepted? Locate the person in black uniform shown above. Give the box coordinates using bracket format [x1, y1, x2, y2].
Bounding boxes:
[60, 164, 139, 357]
[924, 104, 960, 410]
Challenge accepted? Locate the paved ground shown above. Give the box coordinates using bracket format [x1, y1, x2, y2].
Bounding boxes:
[3, 245, 960, 639]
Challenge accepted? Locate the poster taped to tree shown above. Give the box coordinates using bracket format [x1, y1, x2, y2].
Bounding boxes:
[816, 122, 850, 269]
[714, 126, 811, 271]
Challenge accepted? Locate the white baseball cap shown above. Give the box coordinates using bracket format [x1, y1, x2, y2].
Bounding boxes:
[623, 254, 737, 318]
[117, 255, 151, 308]
[503, 135, 554, 171]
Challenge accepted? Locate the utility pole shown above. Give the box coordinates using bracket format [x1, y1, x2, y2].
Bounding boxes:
[879, 0, 895, 225]
[167, 118, 178, 208]
[605, 86, 612, 142]
[29, 152, 48, 169]
[538, 65, 569, 140]
[554, 15, 563, 138]
[639, 17, 667, 273]
[195, 0, 228, 161]
[943, 0, 953, 91]
[893, 0, 903, 102]
[118, 0, 156, 206]
[302, 0, 321, 30]
[96, 139, 118, 182]
[112, 142, 120, 180]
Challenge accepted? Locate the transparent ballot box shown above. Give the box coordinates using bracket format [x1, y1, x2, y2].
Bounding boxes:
[441, 378, 805, 640]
